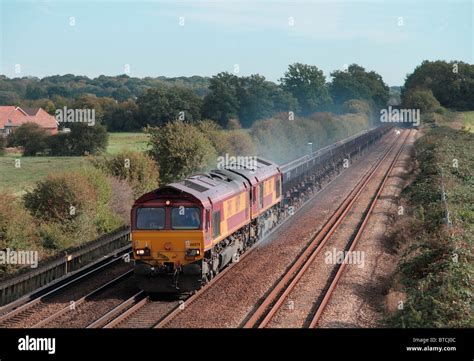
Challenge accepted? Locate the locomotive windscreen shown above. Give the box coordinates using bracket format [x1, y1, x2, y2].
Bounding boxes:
[136, 207, 165, 230]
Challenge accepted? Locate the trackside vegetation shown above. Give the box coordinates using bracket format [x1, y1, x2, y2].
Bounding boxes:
[387, 124, 473, 327]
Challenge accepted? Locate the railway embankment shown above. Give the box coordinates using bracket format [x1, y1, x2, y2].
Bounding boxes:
[386, 125, 473, 327]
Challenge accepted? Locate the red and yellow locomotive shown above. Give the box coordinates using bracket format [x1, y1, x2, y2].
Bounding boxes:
[131, 126, 392, 293]
[131, 158, 282, 293]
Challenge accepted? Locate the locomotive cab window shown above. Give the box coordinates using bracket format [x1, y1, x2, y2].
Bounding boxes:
[136, 207, 165, 230]
[276, 178, 281, 198]
[171, 207, 201, 229]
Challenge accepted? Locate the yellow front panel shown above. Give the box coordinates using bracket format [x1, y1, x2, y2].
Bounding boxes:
[132, 230, 203, 266]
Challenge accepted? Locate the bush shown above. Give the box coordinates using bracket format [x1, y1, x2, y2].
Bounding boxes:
[89, 151, 160, 198]
[0, 193, 42, 274]
[0, 135, 5, 155]
[342, 99, 374, 119]
[227, 118, 242, 130]
[402, 89, 441, 113]
[147, 120, 217, 183]
[23, 168, 124, 248]
[48, 123, 108, 156]
[0, 194, 39, 251]
[78, 167, 123, 234]
[38, 221, 74, 250]
[107, 177, 134, 224]
[7, 122, 49, 156]
[23, 171, 97, 223]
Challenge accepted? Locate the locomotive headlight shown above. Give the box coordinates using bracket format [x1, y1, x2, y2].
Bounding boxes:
[185, 248, 200, 257]
[135, 247, 150, 256]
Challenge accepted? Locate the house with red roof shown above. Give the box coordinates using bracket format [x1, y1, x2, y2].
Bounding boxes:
[0, 106, 58, 136]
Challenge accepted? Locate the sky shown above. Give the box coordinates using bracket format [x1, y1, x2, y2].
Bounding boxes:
[0, 0, 472, 86]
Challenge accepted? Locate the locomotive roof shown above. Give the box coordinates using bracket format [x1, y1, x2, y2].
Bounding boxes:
[224, 157, 280, 186]
[134, 157, 280, 207]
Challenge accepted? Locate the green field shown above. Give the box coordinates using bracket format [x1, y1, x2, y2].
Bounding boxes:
[106, 132, 149, 154]
[0, 155, 87, 196]
[0, 132, 148, 196]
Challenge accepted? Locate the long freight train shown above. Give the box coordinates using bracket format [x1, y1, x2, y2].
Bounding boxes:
[131, 125, 392, 293]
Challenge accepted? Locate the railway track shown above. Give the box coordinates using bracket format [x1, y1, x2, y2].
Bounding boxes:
[307, 129, 412, 328]
[0, 252, 132, 328]
[152, 131, 401, 329]
[31, 269, 136, 328]
[101, 131, 388, 329]
[0, 128, 395, 329]
[101, 295, 179, 328]
[86, 290, 145, 328]
[242, 129, 411, 328]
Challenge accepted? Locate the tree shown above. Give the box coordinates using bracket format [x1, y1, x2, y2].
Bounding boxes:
[72, 95, 116, 123]
[47, 85, 70, 98]
[329, 64, 389, 111]
[147, 120, 217, 183]
[7, 122, 49, 156]
[270, 86, 300, 114]
[402, 60, 474, 109]
[21, 98, 56, 114]
[104, 99, 140, 131]
[137, 86, 202, 127]
[237, 75, 299, 127]
[202, 72, 240, 127]
[202, 72, 299, 128]
[0, 91, 20, 105]
[48, 123, 108, 156]
[280, 63, 332, 115]
[25, 84, 47, 100]
[237, 75, 276, 127]
[111, 86, 132, 102]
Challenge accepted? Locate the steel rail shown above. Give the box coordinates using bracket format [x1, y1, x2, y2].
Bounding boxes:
[154, 131, 398, 329]
[242, 130, 407, 328]
[308, 129, 411, 328]
[0, 251, 132, 325]
[31, 269, 134, 328]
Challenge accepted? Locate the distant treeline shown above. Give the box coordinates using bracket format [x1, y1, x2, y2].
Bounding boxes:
[0, 74, 210, 102]
[0, 63, 390, 131]
[2, 60, 472, 132]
